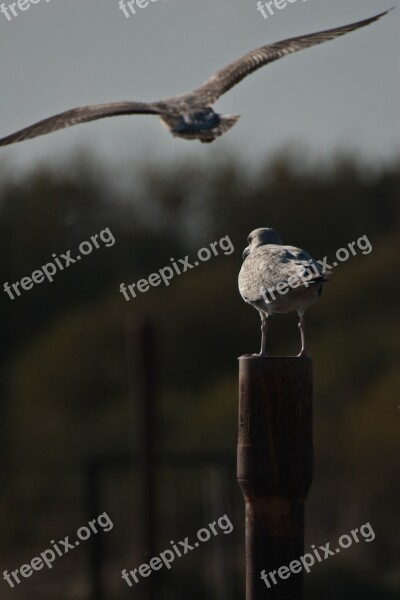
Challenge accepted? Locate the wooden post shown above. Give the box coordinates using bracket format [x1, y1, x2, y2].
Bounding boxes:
[237, 357, 313, 600]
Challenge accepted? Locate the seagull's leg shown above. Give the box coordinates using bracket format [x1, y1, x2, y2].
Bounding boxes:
[297, 312, 308, 357]
[259, 311, 268, 356]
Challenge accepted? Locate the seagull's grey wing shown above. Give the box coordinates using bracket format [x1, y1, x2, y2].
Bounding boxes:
[192, 10, 389, 104]
[283, 246, 327, 283]
[239, 246, 325, 303]
[0, 101, 163, 147]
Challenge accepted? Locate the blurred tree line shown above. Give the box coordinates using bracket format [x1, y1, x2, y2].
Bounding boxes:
[0, 150, 398, 599]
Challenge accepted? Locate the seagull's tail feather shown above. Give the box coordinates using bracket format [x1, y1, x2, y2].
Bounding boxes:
[199, 114, 240, 143]
[307, 275, 329, 285]
[300, 273, 330, 288]
[216, 114, 241, 136]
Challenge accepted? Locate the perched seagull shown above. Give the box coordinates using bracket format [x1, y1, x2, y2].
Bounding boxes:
[238, 228, 328, 357]
[0, 10, 389, 147]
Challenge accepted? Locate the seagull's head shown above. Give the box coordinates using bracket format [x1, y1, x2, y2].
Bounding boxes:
[243, 227, 282, 258]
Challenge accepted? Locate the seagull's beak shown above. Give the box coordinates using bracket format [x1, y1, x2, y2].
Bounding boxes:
[242, 246, 250, 259]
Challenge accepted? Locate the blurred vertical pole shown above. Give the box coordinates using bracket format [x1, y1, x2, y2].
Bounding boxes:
[237, 357, 313, 600]
[207, 466, 233, 600]
[87, 459, 104, 600]
[126, 316, 158, 600]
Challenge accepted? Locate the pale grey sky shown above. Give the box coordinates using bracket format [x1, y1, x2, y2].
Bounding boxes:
[0, 0, 398, 173]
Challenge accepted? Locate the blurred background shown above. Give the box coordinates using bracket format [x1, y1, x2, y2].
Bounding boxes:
[0, 152, 399, 600]
[0, 0, 399, 599]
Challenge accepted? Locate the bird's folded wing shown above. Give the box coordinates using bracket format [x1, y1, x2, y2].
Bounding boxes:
[0, 101, 162, 147]
[192, 10, 390, 104]
[239, 247, 327, 302]
[284, 246, 327, 282]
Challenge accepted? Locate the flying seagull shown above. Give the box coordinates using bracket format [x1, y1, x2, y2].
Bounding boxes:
[0, 10, 389, 147]
[238, 228, 328, 357]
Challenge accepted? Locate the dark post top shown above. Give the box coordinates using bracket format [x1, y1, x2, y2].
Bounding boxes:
[238, 356, 313, 498]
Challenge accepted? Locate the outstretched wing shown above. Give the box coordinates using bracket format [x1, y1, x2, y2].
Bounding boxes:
[0, 101, 163, 147]
[192, 10, 390, 105]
